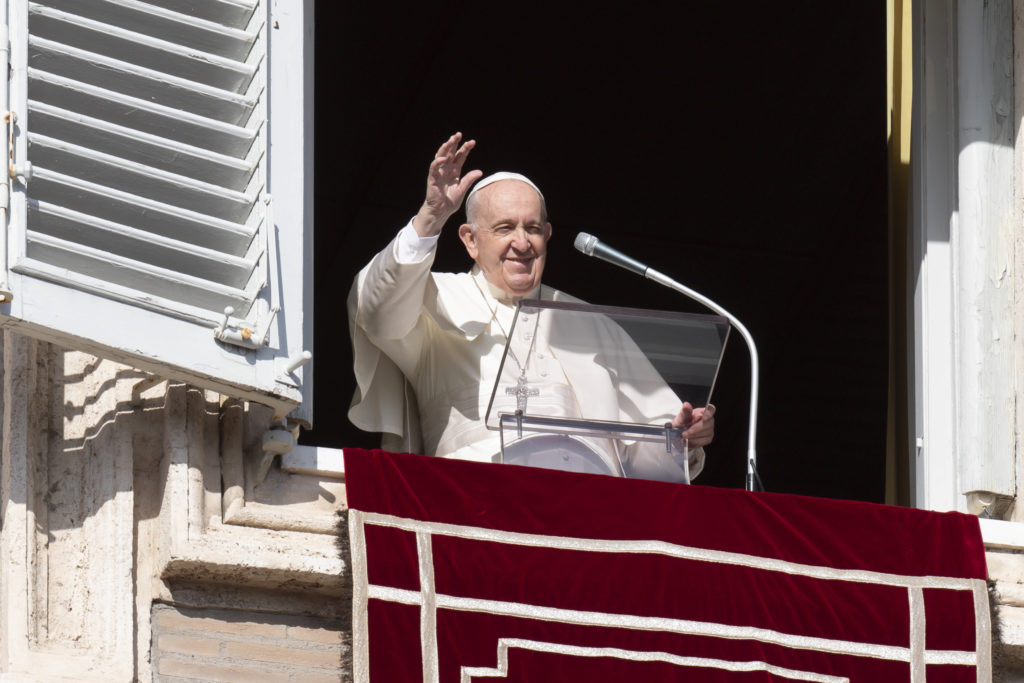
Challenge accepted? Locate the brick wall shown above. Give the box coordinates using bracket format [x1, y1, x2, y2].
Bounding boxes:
[151, 603, 350, 682]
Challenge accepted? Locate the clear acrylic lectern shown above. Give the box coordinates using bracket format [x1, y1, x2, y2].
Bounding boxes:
[484, 299, 730, 484]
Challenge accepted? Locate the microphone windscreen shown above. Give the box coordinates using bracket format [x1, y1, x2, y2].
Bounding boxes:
[574, 232, 597, 255]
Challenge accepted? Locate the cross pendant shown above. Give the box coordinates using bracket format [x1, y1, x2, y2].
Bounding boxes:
[506, 374, 540, 412]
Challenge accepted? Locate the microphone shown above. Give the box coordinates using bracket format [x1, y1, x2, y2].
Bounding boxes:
[573, 232, 648, 277]
[574, 232, 762, 492]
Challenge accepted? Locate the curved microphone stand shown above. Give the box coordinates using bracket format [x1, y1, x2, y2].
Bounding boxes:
[574, 232, 760, 491]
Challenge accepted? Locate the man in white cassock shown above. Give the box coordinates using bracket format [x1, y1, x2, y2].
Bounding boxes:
[347, 133, 716, 480]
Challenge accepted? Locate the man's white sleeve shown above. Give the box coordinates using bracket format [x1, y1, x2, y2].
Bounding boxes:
[396, 221, 440, 263]
[348, 223, 438, 454]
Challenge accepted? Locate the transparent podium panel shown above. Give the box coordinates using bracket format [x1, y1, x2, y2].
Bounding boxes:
[485, 300, 729, 483]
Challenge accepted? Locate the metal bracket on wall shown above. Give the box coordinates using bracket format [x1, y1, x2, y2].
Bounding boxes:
[250, 418, 302, 485]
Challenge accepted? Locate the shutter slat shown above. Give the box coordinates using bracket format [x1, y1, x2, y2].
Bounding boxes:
[30, 4, 256, 93]
[25, 231, 253, 312]
[29, 201, 257, 288]
[40, 0, 258, 60]
[29, 37, 258, 125]
[29, 69, 258, 156]
[31, 168, 256, 255]
[139, 0, 257, 31]
[29, 134, 255, 222]
[29, 102, 256, 191]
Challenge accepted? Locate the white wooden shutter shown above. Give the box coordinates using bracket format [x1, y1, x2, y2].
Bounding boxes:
[0, 0, 313, 421]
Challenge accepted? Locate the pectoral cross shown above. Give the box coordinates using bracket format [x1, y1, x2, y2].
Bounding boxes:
[506, 373, 540, 412]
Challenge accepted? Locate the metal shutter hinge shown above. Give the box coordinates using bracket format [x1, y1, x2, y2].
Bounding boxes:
[213, 305, 279, 350]
[4, 111, 29, 186]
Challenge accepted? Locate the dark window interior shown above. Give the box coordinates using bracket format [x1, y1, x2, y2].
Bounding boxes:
[309, 2, 888, 502]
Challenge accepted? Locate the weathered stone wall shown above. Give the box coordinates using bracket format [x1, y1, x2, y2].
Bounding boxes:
[0, 330, 349, 681]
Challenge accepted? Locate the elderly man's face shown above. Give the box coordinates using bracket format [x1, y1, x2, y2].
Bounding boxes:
[458, 180, 552, 297]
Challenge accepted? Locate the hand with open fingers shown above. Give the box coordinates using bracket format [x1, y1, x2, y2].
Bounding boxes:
[672, 402, 716, 449]
[413, 132, 483, 237]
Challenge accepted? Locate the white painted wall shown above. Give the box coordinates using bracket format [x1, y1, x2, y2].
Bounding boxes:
[910, 0, 1018, 515]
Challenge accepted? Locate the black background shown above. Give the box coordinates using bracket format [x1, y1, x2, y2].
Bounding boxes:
[308, 2, 889, 502]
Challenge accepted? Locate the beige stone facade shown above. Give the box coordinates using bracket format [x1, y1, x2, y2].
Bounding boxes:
[0, 331, 349, 681]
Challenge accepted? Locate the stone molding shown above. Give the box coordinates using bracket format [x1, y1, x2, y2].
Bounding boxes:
[157, 392, 347, 592]
[0, 332, 348, 682]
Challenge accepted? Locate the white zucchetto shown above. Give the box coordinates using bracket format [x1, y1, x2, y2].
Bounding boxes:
[466, 171, 544, 204]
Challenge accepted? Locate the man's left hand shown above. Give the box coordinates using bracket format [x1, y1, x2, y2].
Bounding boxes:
[672, 402, 716, 448]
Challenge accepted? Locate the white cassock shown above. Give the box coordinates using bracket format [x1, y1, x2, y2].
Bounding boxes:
[347, 223, 704, 480]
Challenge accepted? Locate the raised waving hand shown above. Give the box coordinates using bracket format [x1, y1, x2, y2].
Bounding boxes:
[412, 132, 483, 237]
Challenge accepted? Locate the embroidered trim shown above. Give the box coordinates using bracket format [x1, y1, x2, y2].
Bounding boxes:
[908, 587, 925, 682]
[974, 579, 994, 682]
[418, 531, 440, 683]
[460, 638, 851, 683]
[360, 511, 981, 591]
[349, 510, 371, 683]
[366, 584, 976, 666]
